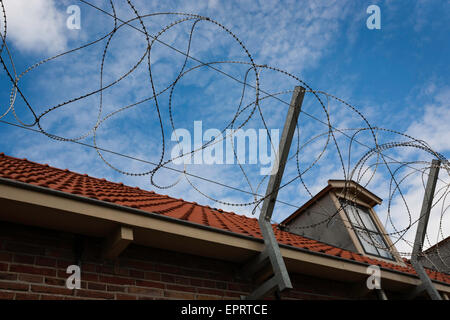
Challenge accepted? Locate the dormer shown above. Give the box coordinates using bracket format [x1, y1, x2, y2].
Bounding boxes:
[281, 180, 404, 264]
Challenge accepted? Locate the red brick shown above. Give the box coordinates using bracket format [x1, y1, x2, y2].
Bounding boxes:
[211, 272, 233, 282]
[15, 293, 40, 300]
[129, 269, 145, 278]
[36, 257, 56, 267]
[97, 265, 114, 274]
[197, 288, 224, 296]
[5, 242, 44, 255]
[107, 285, 126, 292]
[180, 268, 208, 278]
[196, 294, 222, 300]
[64, 296, 87, 300]
[76, 289, 114, 299]
[166, 284, 196, 293]
[88, 282, 106, 291]
[57, 259, 73, 269]
[99, 275, 134, 286]
[80, 272, 99, 282]
[10, 264, 56, 277]
[0, 272, 17, 281]
[224, 291, 243, 298]
[190, 278, 203, 287]
[135, 280, 164, 289]
[161, 274, 175, 283]
[0, 263, 8, 272]
[18, 274, 44, 283]
[45, 277, 65, 286]
[203, 280, 216, 288]
[13, 254, 35, 264]
[144, 271, 161, 281]
[227, 283, 250, 292]
[45, 248, 73, 259]
[31, 284, 73, 295]
[161, 274, 190, 285]
[57, 270, 66, 278]
[80, 263, 97, 272]
[0, 252, 12, 262]
[175, 276, 190, 285]
[128, 286, 163, 296]
[0, 291, 14, 300]
[125, 260, 154, 271]
[115, 267, 129, 276]
[0, 281, 29, 291]
[282, 291, 315, 300]
[155, 264, 180, 275]
[164, 290, 195, 300]
[116, 293, 137, 300]
[40, 295, 65, 300]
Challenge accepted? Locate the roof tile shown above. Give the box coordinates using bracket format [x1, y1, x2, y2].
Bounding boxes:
[0, 153, 449, 285]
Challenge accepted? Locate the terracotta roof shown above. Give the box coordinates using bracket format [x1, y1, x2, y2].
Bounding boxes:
[0, 152, 449, 285]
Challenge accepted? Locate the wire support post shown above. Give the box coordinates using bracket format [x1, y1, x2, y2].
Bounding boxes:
[243, 86, 305, 300]
[410, 159, 442, 300]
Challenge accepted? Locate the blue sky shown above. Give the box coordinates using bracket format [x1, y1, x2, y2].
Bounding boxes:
[0, 0, 449, 255]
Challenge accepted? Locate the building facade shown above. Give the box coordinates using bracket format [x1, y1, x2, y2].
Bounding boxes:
[0, 153, 449, 300]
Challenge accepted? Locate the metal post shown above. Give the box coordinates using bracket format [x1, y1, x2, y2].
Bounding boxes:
[259, 86, 306, 222]
[376, 289, 388, 300]
[245, 86, 305, 299]
[410, 159, 442, 300]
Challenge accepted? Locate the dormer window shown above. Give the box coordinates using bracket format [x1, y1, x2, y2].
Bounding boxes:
[339, 199, 393, 260]
[281, 180, 404, 265]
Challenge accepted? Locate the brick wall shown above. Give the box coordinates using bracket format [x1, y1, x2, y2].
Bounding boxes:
[0, 221, 359, 300]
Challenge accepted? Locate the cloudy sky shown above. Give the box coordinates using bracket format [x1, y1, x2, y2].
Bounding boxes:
[0, 0, 449, 258]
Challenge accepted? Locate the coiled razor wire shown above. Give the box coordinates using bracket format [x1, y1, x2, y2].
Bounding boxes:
[0, 0, 449, 273]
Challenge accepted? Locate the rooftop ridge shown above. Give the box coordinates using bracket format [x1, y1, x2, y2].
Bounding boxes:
[0, 153, 239, 219]
[0, 153, 153, 193]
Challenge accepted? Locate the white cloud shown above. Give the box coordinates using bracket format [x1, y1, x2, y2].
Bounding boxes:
[2, 0, 67, 54]
[365, 86, 450, 257]
[406, 87, 450, 152]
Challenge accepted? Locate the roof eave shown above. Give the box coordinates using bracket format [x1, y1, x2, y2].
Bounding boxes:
[1, 176, 449, 293]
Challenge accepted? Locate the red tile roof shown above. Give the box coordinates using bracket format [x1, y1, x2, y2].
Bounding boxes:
[0, 153, 449, 285]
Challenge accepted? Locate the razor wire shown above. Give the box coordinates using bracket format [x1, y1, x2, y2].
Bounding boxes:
[0, 0, 449, 273]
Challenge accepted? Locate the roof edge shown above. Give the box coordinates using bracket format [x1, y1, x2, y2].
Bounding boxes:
[281, 179, 382, 225]
[1, 175, 449, 289]
[328, 179, 382, 205]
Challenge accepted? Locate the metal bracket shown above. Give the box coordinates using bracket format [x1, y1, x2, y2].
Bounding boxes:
[375, 289, 388, 300]
[243, 86, 305, 300]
